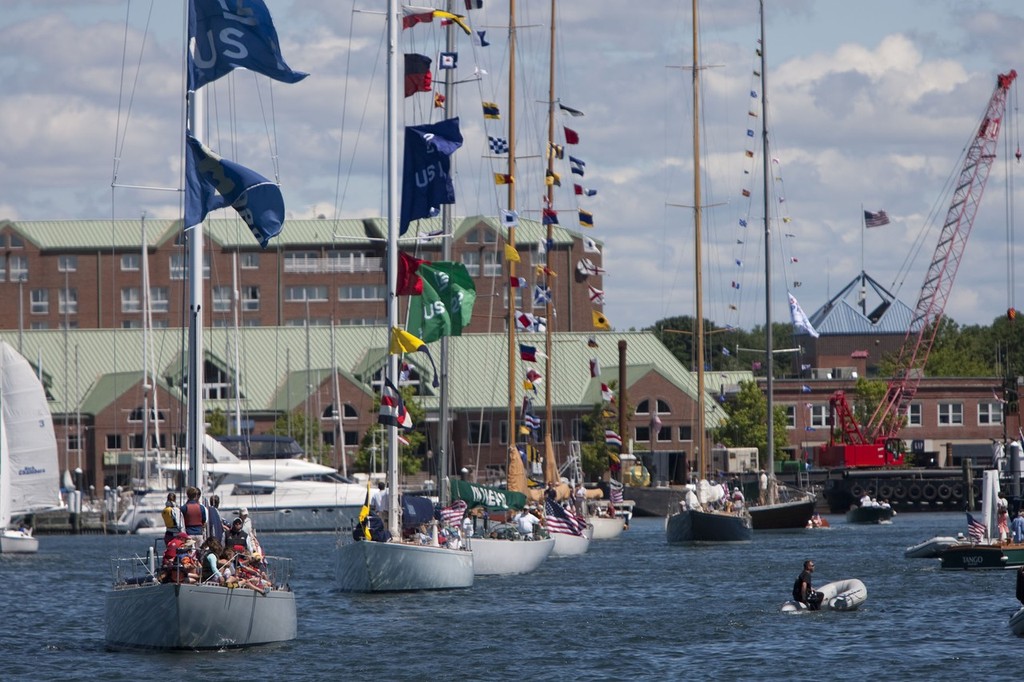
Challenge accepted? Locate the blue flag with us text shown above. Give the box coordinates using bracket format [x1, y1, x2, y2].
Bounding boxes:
[184, 135, 285, 248]
[400, 118, 463, 235]
[188, 0, 309, 90]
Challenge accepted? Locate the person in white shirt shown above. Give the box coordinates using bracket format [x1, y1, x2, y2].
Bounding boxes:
[515, 508, 541, 537]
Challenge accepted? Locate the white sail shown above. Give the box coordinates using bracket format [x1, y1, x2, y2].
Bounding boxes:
[1, 341, 61, 519]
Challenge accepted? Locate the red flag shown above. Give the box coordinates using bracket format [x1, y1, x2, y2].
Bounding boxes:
[564, 126, 580, 144]
[404, 54, 432, 97]
[397, 251, 430, 295]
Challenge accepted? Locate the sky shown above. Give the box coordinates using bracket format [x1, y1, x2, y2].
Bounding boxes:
[2, 0, 1024, 334]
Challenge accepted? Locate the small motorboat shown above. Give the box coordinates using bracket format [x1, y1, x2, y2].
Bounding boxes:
[1009, 606, 1024, 636]
[781, 579, 867, 613]
[846, 505, 894, 525]
[905, 535, 961, 559]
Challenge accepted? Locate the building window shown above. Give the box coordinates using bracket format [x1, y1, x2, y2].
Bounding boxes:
[283, 251, 319, 272]
[121, 287, 141, 313]
[30, 288, 48, 314]
[656, 426, 672, 442]
[10, 255, 28, 281]
[170, 253, 209, 280]
[465, 229, 480, 244]
[461, 252, 481, 277]
[285, 286, 328, 302]
[340, 317, 387, 326]
[121, 254, 140, 271]
[468, 421, 491, 445]
[339, 285, 386, 301]
[128, 407, 166, 422]
[8, 234, 23, 248]
[58, 255, 78, 272]
[482, 251, 500, 276]
[809, 404, 829, 428]
[907, 403, 922, 427]
[212, 286, 232, 313]
[572, 418, 592, 442]
[636, 400, 650, 415]
[938, 402, 963, 426]
[344, 431, 359, 446]
[784, 404, 796, 429]
[150, 287, 169, 313]
[241, 286, 260, 311]
[678, 425, 692, 441]
[59, 288, 78, 315]
[978, 402, 1003, 426]
[241, 253, 260, 269]
[635, 425, 650, 442]
[106, 434, 122, 449]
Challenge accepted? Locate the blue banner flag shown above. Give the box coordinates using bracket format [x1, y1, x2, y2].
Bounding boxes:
[400, 118, 463, 235]
[188, 0, 309, 90]
[184, 135, 285, 248]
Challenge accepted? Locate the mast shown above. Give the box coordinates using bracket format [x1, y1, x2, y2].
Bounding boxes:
[506, 0, 520, 488]
[186, 51, 205, 494]
[542, 0, 557, 486]
[438, 0, 456, 506]
[691, 0, 706, 481]
[385, 0, 401, 538]
[758, 0, 775, 499]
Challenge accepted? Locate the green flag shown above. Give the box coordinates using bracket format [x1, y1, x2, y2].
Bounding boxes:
[408, 262, 477, 342]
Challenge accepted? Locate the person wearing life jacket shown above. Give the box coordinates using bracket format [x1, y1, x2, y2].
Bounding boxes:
[224, 517, 253, 554]
[180, 486, 208, 541]
[162, 492, 184, 545]
[160, 532, 191, 583]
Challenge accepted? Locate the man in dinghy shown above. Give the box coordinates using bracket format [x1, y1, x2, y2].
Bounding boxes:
[793, 560, 823, 610]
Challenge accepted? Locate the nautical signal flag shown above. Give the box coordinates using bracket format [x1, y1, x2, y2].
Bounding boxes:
[397, 251, 431, 295]
[510, 276, 526, 288]
[601, 383, 614, 402]
[378, 377, 413, 430]
[563, 126, 580, 144]
[504, 244, 521, 262]
[605, 429, 622, 449]
[404, 53, 432, 96]
[533, 285, 552, 306]
[488, 136, 509, 154]
[545, 169, 561, 187]
[587, 336, 598, 348]
[542, 208, 559, 225]
[578, 210, 594, 228]
[589, 357, 600, 377]
[526, 368, 543, 384]
[592, 309, 610, 330]
[389, 327, 439, 387]
[438, 51, 457, 70]
[588, 285, 604, 304]
[559, 102, 585, 117]
[501, 209, 518, 227]
[548, 142, 564, 160]
[465, 0, 483, 10]
[494, 173, 514, 185]
[483, 101, 501, 119]
[569, 156, 585, 176]
[583, 236, 600, 254]
[473, 30, 489, 47]
[519, 344, 538, 362]
[433, 92, 446, 108]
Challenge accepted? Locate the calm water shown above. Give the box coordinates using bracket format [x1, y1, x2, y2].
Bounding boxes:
[1, 513, 1019, 681]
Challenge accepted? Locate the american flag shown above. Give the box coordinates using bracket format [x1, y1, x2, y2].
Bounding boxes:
[440, 500, 467, 527]
[864, 209, 890, 228]
[544, 499, 587, 536]
[967, 512, 987, 541]
[609, 481, 624, 504]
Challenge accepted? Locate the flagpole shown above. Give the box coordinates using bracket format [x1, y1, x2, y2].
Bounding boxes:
[506, 0, 520, 492]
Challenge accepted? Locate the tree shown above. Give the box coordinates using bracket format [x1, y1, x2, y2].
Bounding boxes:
[352, 385, 427, 476]
[712, 380, 788, 467]
[206, 408, 228, 438]
[577, 382, 632, 480]
[269, 409, 331, 465]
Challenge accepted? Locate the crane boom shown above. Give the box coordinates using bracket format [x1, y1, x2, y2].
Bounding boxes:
[867, 69, 1017, 440]
[821, 69, 1017, 468]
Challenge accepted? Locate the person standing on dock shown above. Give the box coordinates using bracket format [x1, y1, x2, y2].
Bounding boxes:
[1012, 510, 1024, 544]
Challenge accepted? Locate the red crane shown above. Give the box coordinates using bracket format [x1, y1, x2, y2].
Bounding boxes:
[820, 69, 1018, 469]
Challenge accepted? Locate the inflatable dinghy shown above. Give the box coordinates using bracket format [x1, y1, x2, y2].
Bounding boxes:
[781, 578, 867, 613]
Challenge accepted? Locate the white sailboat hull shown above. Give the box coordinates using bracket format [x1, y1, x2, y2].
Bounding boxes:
[470, 536, 553, 575]
[589, 515, 625, 540]
[105, 582, 296, 650]
[550, 526, 593, 556]
[335, 540, 474, 592]
[0, 529, 39, 553]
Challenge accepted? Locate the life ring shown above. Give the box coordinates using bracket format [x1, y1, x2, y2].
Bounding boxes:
[908, 484, 922, 502]
[951, 484, 965, 502]
[866, 486, 876, 498]
[937, 484, 952, 501]
[972, 483, 982, 500]
[892, 485, 907, 500]
[851, 485, 864, 498]
[878, 485, 893, 500]
[922, 484, 937, 502]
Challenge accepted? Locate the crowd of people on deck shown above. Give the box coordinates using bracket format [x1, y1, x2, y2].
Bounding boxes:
[157, 487, 271, 593]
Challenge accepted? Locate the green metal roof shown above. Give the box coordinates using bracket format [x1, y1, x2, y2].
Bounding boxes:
[0, 327, 720, 428]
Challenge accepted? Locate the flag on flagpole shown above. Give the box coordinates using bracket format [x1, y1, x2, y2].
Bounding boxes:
[440, 500, 468, 526]
[378, 377, 413, 429]
[544, 499, 586, 536]
[592, 309, 610, 330]
[389, 327, 439, 387]
[864, 209, 890, 228]
[601, 383, 614, 402]
[788, 293, 819, 338]
[589, 357, 601, 377]
[605, 429, 622, 449]
[519, 344, 538, 362]
[967, 512, 987, 541]
[588, 286, 605, 304]
[504, 244, 521, 262]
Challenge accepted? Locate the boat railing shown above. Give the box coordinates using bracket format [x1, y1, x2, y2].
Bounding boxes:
[109, 553, 159, 589]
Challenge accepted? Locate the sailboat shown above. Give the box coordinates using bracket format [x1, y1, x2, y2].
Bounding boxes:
[333, 0, 473, 592]
[0, 342, 63, 553]
[105, 0, 297, 649]
[665, 0, 752, 545]
[743, 0, 815, 531]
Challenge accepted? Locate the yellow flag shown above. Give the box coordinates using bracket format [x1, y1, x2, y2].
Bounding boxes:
[592, 309, 610, 330]
[433, 10, 471, 35]
[494, 173, 514, 185]
[390, 327, 426, 354]
[504, 244, 521, 262]
[359, 479, 372, 540]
